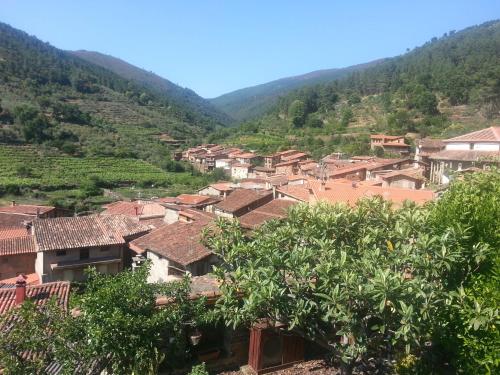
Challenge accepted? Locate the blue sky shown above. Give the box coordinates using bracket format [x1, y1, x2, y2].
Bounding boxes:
[2, 1, 499, 98]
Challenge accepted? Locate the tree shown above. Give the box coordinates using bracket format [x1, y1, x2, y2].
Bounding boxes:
[288, 100, 306, 128]
[205, 196, 491, 374]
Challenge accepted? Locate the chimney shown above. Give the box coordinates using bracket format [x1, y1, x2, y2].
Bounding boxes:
[11, 200, 16, 206]
[36, 208, 40, 218]
[15, 274, 27, 305]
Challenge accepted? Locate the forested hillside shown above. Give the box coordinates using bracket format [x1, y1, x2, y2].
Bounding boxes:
[72, 50, 234, 126]
[216, 20, 500, 158]
[0, 21, 225, 159]
[210, 59, 384, 121]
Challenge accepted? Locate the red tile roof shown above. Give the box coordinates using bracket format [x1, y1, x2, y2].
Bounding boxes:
[0, 272, 39, 286]
[0, 212, 35, 229]
[176, 194, 212, 205]
[232, 163, 252, 168]
[236, 152, 257, 159]
[444, 127, 500, 143]
[130, 211, 215, 266]
[208, 182, 234, 192]
[382, 142, 410, 148]
[0, 227, 30, 240]
[309, 180, 434, 206]
[379, 169, 425, 181]
[0, 204, 55, 216]
[370, 134, 404, 140]
[101, 201, 166, 217]
[275, 160, 299, 167]
[238, 199, 297, 229]
[33, 215, 150, 251]
[418, 138, 445, 149]
[214, 189, 273, 213]
[276, 185, 311, 202]
[0, 236, 36, 256]
[0, 281, 70, 315]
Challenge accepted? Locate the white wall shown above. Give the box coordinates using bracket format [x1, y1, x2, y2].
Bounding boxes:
[147, 251, 170, 283]
[446, 143, 470, 150]
[474, 143, 499, 151]
[231, 167, 249, 180]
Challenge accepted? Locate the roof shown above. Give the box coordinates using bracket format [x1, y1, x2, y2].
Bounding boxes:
[0, 236, 36, 256]
[281, 152, 307, 161]
[0, 212, 34, 229]
[130, 210, 215, 266]
[370, 134, 404, 140]
[253, 166, 275, 173]
[418, 138, 445, 149]
[276, 185, 311, 202]
[0, 204, 55, 216]
[444, 127, 500, 143]
[214, 189, 273, 213]
[0, 272, 39, 287]
[238, 199, 297, 229]
[0, 227, 29, 240]
[101, 201, 166, 217]
[176, 194, 212, 205]
[33, 215, 150, 251]
[428, 150, 500, 162]
[208, 182, 234, 192]
[232, 163, 252, 168]
[236, 152, 257, 159]
[379, 169, 425, 182]
[382, 142, 410, 148]
[0, 281, 70, 315]
[275, 160, 300, 167]
[309, 180, 434, 206]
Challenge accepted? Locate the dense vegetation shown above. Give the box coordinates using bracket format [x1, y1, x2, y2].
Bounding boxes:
[207, 171, 499, 374]
[214, 20, 500, 158]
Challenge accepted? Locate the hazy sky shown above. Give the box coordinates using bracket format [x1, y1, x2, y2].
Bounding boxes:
[2, 1, 499, 98]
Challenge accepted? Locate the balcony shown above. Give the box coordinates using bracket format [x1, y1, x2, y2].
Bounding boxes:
[50, 256, 122, 271]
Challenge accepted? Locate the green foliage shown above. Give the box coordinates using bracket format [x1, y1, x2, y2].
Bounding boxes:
[189, 362, 209, 375]
[288, 99, 306, 128]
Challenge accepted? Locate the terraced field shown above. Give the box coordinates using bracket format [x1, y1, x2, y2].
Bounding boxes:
[0, 145, 176, 190]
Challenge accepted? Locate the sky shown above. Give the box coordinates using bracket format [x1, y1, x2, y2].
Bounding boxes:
[2, 1, 500, 98]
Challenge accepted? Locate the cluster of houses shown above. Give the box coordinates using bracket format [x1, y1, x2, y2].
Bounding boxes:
[0, 126, 498, 373]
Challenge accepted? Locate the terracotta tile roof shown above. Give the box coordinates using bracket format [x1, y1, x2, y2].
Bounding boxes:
[33, 215, 150, 251]
[370, 134, 404, 140]
[276, 185, 311, 202]
[236, 152, 257, 159]
[382, 142, 410, 148]
[0, 227, 30, 240]
[0, 212, 34, 229]
[254, 166, 275, 173]
[281, 152, 307, 161]
[138, 217, 167, 230]
[0, 281, 70, 315]
[239, 199, 297, 229]
[428, 150, 500, 162]
[444, 127, 500, 143]
[215, 189, 273, 213]
[0, 236, 36, 256]
[232, 163, 252, 168]
[379, 169, 425, 181]
[0, 272, 39, 287]
[309, 180, 434, 206]
[0, 204, 55, 216]
[275, 160, 299, 167]
[176, 194, 212, 205]
[267, 174, 289, 186]
[209, 182, 234, 192]
[418, 138, 445, 149]
[130, 211, 214, 266]
[101, 201, 166, 217]
[155, 197, 178, 204]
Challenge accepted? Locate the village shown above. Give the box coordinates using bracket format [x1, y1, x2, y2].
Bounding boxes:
[0, 126, 499, 373]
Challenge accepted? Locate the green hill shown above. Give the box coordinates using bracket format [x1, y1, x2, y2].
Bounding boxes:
[210, 60, 385, 121]
[71, 50, 234, 126]
[216, 20, 500, 158]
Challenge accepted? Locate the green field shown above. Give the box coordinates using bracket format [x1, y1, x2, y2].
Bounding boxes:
[0, 145, 202, 191]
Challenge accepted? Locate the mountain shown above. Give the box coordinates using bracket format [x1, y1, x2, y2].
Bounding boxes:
[210, 59, 385, 121]
[217, 20, 500, 159]
[71, 50, 234, 126]
[0, 21, 227, 164]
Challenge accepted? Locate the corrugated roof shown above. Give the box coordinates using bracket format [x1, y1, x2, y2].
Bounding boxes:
[444, 127, 500, 143]
[33, 215, 149, 251]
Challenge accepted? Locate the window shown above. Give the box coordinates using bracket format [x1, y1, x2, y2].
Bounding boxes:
[469, 143, 474, 150]
[56, 250, 67, 257]
[80, 248, 89, 260]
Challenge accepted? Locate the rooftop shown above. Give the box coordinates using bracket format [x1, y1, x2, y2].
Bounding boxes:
[0, 227, 30, 240]
[0, 281, 70, 315]
[370, 134, 404, 140]
[33, 215, 150, 251]
[0, 204, 55, 216]
[130, 210, 215, 266]
[429, 149, 500, 162]
[214, 189, 273, 213]
[444, 126, 500, 143]
[0, 236, 36, 256]
[238, 199, 297, 229]
[101, 201, 166, 217]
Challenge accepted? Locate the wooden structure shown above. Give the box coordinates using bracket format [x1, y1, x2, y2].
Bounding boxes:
[248, 321, 304, 374]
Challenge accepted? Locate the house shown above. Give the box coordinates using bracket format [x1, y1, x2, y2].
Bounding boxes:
[275, 160, 299, 175]
[238, 178, 269, 191]
[129, 209, 218, 282]
[370, 134, 410, 155]
[235, 152, 258, 165]
[197, 182, 234, 198]
[214, 189, 274, 218]
[0, 202, 57, 218]
[0, 233, 36, 282]
[33, 215, 150, 283]
[429, 127, 500, 184]
[264, 150, 306, 169]
[378, 169, 426, 189]
[231, 163, 253, 180]
[276, 180, 434, 206]
[215, 158, 234, 172]
[415, 138, 445, 163]
[253, 166, 275, 177]
[101, 200, 167, 229]
[157, 194, 220, 212]
[238, 199, 297, 229]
